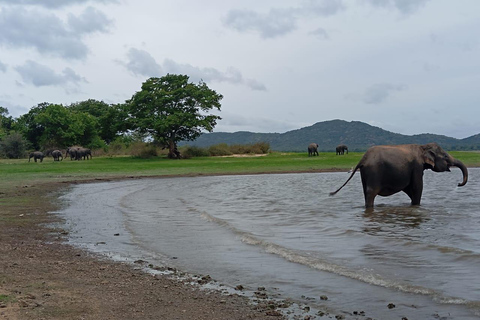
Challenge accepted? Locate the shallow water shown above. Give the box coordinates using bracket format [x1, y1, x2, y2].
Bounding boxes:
[57, 168, 480, 319]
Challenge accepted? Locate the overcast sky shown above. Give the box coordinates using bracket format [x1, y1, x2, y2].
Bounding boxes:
[0, 0, 479, 138]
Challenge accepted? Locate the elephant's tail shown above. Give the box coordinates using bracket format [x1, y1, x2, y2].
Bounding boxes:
[329, 164, 360, 196]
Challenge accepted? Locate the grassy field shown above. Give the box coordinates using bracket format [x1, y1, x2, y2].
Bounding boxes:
[1, 151, 478, 189]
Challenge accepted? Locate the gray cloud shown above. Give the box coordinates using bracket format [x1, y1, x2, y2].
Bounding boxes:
[215, 112, 297, 133]
[121, 48, 162, 77]
[0, 60, 6, 72]
[121, 48, 266, 91]
[15, 60, 86, 87]
[299, 0, 345, 16]
[223, 0, 345, 38]
[0, 0, 118, 9]
[309, 27, 329, 40]
[0, 6, 112, 59]
[363, 0, 431, 15]
[67, 6, 112, 34]
[223, 8, 297, 39]
[163, 59, 267, 91]
[362, 83, 406, 104]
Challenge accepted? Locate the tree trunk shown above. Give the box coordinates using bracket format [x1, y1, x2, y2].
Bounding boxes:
[168, 140, 181, 159]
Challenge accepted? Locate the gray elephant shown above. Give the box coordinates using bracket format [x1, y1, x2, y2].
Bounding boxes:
[336, 144, 348, 155]
[308, 143, 319, 156]
[66, 147, 77, 160]
[52, 149, 63, 161]
[28, 151, 44, 163]
[76, 147, 92, 160]
[66, 146, 92, 160]
[330, 143, 468, 208]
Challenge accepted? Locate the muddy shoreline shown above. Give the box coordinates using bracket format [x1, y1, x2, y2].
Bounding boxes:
[0, 173, 296, 319]
[3, 172, 345, 320]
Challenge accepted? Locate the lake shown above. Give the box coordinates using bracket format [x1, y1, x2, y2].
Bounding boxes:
[57, 168, 480, 319]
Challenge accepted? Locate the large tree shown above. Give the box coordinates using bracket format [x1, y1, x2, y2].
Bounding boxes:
[127, 74, 223, 158]
[16, 102, 101, 150]
[69, 99, 128, 144]
[0, 107, 14, 139]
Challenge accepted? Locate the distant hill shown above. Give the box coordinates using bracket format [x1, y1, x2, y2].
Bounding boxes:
[181, 120, 480, 152]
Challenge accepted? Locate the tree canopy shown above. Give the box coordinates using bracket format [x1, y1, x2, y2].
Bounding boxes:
[0, 74, 224, 158]
[127, 74, 223, 158]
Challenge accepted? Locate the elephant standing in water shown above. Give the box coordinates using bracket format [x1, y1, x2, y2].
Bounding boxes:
[308, 143, 319, 156]
[28, 151, 44, 162]
[336, 144, 348, 155]
[330, 143, 468, 208]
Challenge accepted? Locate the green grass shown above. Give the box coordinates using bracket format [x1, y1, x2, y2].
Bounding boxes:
[0, 294, 15, 303]
[1, 151, 478, 189]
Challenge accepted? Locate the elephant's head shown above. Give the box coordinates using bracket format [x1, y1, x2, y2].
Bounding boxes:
[422, 143, 468, 186]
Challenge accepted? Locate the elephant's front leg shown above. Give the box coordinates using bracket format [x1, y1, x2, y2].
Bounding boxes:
[403, 179, 423, 205]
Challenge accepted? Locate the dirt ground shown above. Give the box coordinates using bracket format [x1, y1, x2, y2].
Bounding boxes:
[0, 179, 286, 320]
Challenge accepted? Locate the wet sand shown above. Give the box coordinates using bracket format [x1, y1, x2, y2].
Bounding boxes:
[0, 177, 287, 320]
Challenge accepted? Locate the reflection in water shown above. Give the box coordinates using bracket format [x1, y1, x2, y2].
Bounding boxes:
[58, 169, 480, 320]
[362, 206, 428, 235]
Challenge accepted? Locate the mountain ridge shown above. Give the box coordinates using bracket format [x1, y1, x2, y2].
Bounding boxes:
[182, 120, 480, 152]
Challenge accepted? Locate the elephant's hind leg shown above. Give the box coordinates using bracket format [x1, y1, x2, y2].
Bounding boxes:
[362, 180, 378, 208]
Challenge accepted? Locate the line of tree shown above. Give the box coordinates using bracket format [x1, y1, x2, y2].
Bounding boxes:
[0, 74, 223, 159]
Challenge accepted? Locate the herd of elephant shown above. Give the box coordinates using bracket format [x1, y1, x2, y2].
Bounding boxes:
[28, 146, 92, 162]
[28, 142, 470, 209]
[308, 143, 348, 156]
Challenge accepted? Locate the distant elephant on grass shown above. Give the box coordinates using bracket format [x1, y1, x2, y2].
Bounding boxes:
[336, 144, 348, 155]
[308, 143, 319, 156]
[28, 151, 44, 163]
[66, 147, 77, 160]
[330, 143, 468, 208]
[66, 146, 92, 160]
[52, 150, 63, 161]
[76, 147, 92, 160]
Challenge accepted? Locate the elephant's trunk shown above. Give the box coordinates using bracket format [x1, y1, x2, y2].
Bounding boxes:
[452, 158, 468, 187]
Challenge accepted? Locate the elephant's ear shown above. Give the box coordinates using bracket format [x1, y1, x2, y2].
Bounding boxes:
[422, 148, 436, 168]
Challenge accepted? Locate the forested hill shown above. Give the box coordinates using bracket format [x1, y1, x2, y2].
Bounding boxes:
[182, 120, 480, 152]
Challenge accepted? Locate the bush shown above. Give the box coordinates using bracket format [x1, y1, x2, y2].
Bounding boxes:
[179, 142, 270, 158]
[0, 133, 29, 159]
[208, 143, 232, 156]
[230, 142, 270, 154]
[252, 142, 270, 153]
[181, 146, 210, 158]
[130, 142, 158, 158]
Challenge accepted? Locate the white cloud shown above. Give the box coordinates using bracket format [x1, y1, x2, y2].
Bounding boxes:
[0, 0, 118, 9]
[120, 48, 162, 78]
[363, 0, 431, 15]
[0, 6, 112, 59]
[362, 83, 407, 104]
[15, 60, 86, 87]
[309, 27, 329, 39]
[120, 48, 266, 91]
[67, 6, 112, 34]
[0, 60, 6, 72]
[223, 0, 344, 38]
[223, 8, 297, 39]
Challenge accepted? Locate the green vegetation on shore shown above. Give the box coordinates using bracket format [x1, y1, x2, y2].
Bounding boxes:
[1, 151, 479, 190]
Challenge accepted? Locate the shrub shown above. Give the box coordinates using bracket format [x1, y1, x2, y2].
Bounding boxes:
[130, 142, 158, 158]
[181, 146, 210, 158]
[0, 132, 29, 159]
[230, 142, 270, 154]
[250, 142, 270, 154]
[208, 143, 232, 156]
